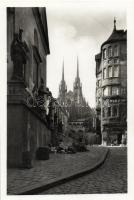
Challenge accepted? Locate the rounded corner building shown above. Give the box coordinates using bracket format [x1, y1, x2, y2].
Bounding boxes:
[95, 19, 127, 146]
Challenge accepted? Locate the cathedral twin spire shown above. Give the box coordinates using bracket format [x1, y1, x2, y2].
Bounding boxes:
[59, 56, 84, 105]
[61, 56, 80, 84]
[62, 60, 64, 81]
[77, 56, 79, 79]
[114, 17, 116, 31]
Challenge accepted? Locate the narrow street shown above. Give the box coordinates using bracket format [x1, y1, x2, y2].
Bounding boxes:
[6, 6, 128, 198]
[41, 147, 127, 194]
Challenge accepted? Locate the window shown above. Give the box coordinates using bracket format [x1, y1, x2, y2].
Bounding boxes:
[103, 49, 107, 59]
[108, 46, 112, 57]
[32, 45, 42, 87]
[103, 68, 107, 79]
[103, 87, 110, 96]
[103, 107, 107, 118]
[98, 80, 101, 87]
[103, 108, 105, 117]
[108, 66, 112, 78]
[113, 65, 119, 77]
[98, 97, 101, 104]
[122, 88, 126, 96]
[34, 29, 39, 49]
[114, 45, 118, 57]
[33, 57, 38, 86]
[111, 86, 119, 96]
[113, 106, 118, 117]
[114, 59, 118, 64]
[108, 107, 111, 117]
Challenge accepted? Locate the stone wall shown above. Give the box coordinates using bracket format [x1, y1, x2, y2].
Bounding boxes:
[7, 102, 51, 167]
[7, 7, 50, 167]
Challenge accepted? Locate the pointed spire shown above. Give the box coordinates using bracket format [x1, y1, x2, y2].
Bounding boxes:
[114, 17, 116, 31]
[62, 60, 64, 81]
[77, 56, 79, 78]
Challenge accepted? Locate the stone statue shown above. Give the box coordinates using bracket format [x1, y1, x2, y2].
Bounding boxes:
[11, 29, 29, 81]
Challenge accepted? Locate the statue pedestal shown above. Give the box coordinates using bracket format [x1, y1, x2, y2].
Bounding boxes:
[7, 80, 27, 104]
[7, 80, 28, 167]
[7, 80, 52, 168]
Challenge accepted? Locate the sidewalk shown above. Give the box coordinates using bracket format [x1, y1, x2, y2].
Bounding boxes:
[7, 146, 109, 195]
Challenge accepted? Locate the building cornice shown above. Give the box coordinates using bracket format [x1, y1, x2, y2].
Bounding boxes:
[32, 8, 50, 55]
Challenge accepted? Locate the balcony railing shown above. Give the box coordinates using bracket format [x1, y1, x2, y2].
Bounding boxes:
[102, 78, 120, 87]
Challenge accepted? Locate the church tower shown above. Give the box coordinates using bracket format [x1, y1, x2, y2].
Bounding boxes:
[73, 57, 83, 105]
[58, 61, 67, 106]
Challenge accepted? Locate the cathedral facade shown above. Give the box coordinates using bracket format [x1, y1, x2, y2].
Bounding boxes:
[58, 58, 92, 122]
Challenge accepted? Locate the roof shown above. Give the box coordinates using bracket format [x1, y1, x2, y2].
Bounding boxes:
[95, 53, 101, 61]
[101, 29, 127, 48]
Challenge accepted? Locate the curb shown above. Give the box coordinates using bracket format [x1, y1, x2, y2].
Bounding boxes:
[18, 148, 109, 195]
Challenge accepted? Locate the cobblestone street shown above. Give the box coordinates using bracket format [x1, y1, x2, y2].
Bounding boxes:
[7, 147, 108, 194]
[41, 147, 127, 194]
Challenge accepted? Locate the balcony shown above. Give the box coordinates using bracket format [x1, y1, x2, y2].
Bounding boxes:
[103, 95, 121, 101]
[102, 117, 120, 126]
[102, 78, 120, 87]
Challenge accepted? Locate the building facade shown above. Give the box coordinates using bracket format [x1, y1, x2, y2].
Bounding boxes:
[7, 7, 53, 168]
[49, 98, 69, 146]
[95, 19, 127, 145]
[58, 58, 94, 132]
[7, 8, 69, 167]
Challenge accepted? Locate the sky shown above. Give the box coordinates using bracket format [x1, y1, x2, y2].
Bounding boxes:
[46, 4, 126, 108]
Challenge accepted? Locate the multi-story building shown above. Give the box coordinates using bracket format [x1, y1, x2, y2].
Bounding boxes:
[7, 7, 52, 168]
[7, 8, 69, 168]
[95, 19, 127, 145]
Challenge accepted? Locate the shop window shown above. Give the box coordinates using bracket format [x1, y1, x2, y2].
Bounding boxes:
[113, 65, 119, 77]
[103, 49, 107, 59]
[108, 46, 112, 57]
[111, 86, 119, 96]
[108, 66, 112, 78]
[103, 68, 107, 79]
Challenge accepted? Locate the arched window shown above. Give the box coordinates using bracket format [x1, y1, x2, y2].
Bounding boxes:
[103, 49, 107, 59]
[111, 86, 119, 96]
[108, 46, 112, 57]
[103, 68, 107, 79]
[114, 45, 119, 57]
[108, 66, 112, 78]
[103, 87, 110, 96]
[113, 65, 119, 77]
[34, 29, 39, 49]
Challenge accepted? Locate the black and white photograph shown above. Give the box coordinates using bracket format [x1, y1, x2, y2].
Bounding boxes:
[1, 0, 134, 199]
